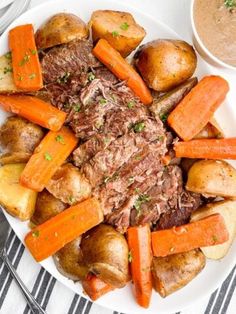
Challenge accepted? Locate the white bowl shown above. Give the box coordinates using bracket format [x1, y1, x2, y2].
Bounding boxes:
[190, 0, 236, 74]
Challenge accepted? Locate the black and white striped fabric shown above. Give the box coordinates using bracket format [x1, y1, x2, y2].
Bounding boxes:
[0, 229, 235, 314]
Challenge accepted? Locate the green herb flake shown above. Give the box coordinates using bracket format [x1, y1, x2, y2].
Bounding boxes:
[55, 135, 65, 144]
[135, 155, 142, 161]
[128, 176, 135, 184]
[88, 72, 96, 81]
[17, 74, 23, 81]
[68, 195, 76, 205]
[112, 30, 119, 37]
[32, 230, 40, 238]
[156, 135, 164, 141]
[120, 22, 129, 31]
[134, 194, 151, 212]
[57, 72, 70, 84]
[44, 152, 52, 161]
[0, 77, 3, 81]
[127, 101, 135, 109]
[19, 53, 30, 66]
[29, 73, 36, 80]
[134, 188, 140, 194]
[3, 66, 12, 74]
[5, 52, 12, 60]
[99, 98, 107, 105]
[30, 49, 37, 55]
[224, 0, 236, 8]
[128, 250, 133, 263]
[160, 113, 168, 123]
[103, 137, 110, 144]
[212, 235, 218, 243]
[73, 104, 81, 112]
[133, 122, 145, 133]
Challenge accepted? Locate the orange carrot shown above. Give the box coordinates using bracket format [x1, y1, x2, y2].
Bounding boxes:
[25, 197, 103, 262]
[93, 39, 153, 105]
[167, 76, 229, 141]
[82, 274, 114, 301]
[9, 24, 43, 91]
[127, 224, 152, 308]
[151, 214, 229, 257]
[162, 154, 171, 166]
[0, 95, 66, 131]
[20, 127, 78, 192]
[174, 138, 236, 159]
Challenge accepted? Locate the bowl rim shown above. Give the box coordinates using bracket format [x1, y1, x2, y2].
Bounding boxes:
[190, 0, 236, 72]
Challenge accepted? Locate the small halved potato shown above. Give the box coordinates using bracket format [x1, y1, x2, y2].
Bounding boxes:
[0, 53, 19, 93]
[90, 10, 146, 57]
[135, 39, 197, 92]
[35, 13, 88, 50]
[0, 163, 37, 220]
[186, 160, 236, 198]
[152, 249, 205, 297]
[191, 201, 236, 259]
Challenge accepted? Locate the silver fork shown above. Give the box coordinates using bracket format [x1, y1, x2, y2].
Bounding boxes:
[0, 208, 46, 314]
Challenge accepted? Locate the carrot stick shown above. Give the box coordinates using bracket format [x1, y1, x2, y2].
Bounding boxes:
[93, 39, 153, 105]
[151, 214, 229, 257]
[167, 76, 229, 141]
[174, 138, 236, 159]
[82, 274, 114, 301]
[25, 197, 103, 262]
[20, 127, 78, 192]
[0, 95, 66, 131]
[9, 24, 43, 91]
[127, 224, 152, 308]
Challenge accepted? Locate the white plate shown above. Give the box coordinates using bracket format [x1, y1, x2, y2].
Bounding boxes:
[0, 0, 236, 313]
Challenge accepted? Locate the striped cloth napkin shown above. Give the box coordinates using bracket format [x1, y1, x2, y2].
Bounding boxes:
[0, 0, 235, 313]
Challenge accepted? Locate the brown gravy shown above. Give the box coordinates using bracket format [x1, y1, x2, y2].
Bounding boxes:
[194, 0, 236, 67]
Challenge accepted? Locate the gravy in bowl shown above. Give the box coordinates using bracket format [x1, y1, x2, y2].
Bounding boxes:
[194, 0, 236, 67]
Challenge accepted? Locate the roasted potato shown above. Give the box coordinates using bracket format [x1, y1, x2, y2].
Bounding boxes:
[191, 201, 236, 259]
[81, 224, 129, 288]
[150, 77, 198, 119]
[0, 52, 20, 93]
[0, 163, 37, 220]
[46, 163, 91, 205]
[31, 189, 67, 225]
[35, 13, 88, 50]
[152, 249, 205, 297]
[135, 39, 197, 92]
[0, 116, 44, 165]
[90, 10, 146, 57]
[186, 160, 236, 198]
[54, 237, 88, 281]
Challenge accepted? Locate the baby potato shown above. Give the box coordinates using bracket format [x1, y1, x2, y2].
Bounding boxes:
[81, 224, 129, 288]
[54, 237, 88, 281]
[90, 10, 146, 57]
[152, 249, 205, 297]
[35, 13, 88, 50]
[135, 39, 197, 92]
[186, 160, 236, 197]
[191, 201, 236, 260]
[31, 189, 67, 225]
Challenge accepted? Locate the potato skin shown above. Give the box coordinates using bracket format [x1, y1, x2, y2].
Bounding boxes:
[186, 160, 236, 197]
[90, 10, 146, 57]
[152, 249, 205, 297]
[135, 39, 197, 92]
[54, 237, 88, 281]
[31, 189, 67, 225]
[35, 13, 88, 50]
[80, 224, 129, 288]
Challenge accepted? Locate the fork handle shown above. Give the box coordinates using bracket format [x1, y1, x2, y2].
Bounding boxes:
[1, 249, 46, 314]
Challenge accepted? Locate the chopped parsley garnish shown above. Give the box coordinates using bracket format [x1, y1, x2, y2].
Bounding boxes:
[160, 113, 168, 123]
[134, 188, 140, 194]
[224, 0, 236, 8]
[29, 73, 36, 80]
[120, 22, 129, 31]
[127, 101, 135, 109]
[3, 66, 12, 74]
[134, 194, 151, 214]
[5, 52, 12, 60]
[156, 135, 164, 141]
[17, 74, 23, 81]
[112, 30, 119, 37]
[104, 172, 119, 183]
[68, 195, 76, 205]
[103, 137, 110, 144]
[19, 53, 30, 66]
[133, 122, 145, 133]
[88, 72, 96, 81]
[32, 230, 40, 238]
[73, 104, 81, 112]
[128, 251, 133, 263]
[135, 155, 142, 161]
[30, 49, 37, 55]
[128, 176, 135, 184]
[212, 235, 218, 243]
[44, 152, 52, 161]
[57, 72, 70, 84]
[99, 98, 107, 105]
[55, 135, 65, 144]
